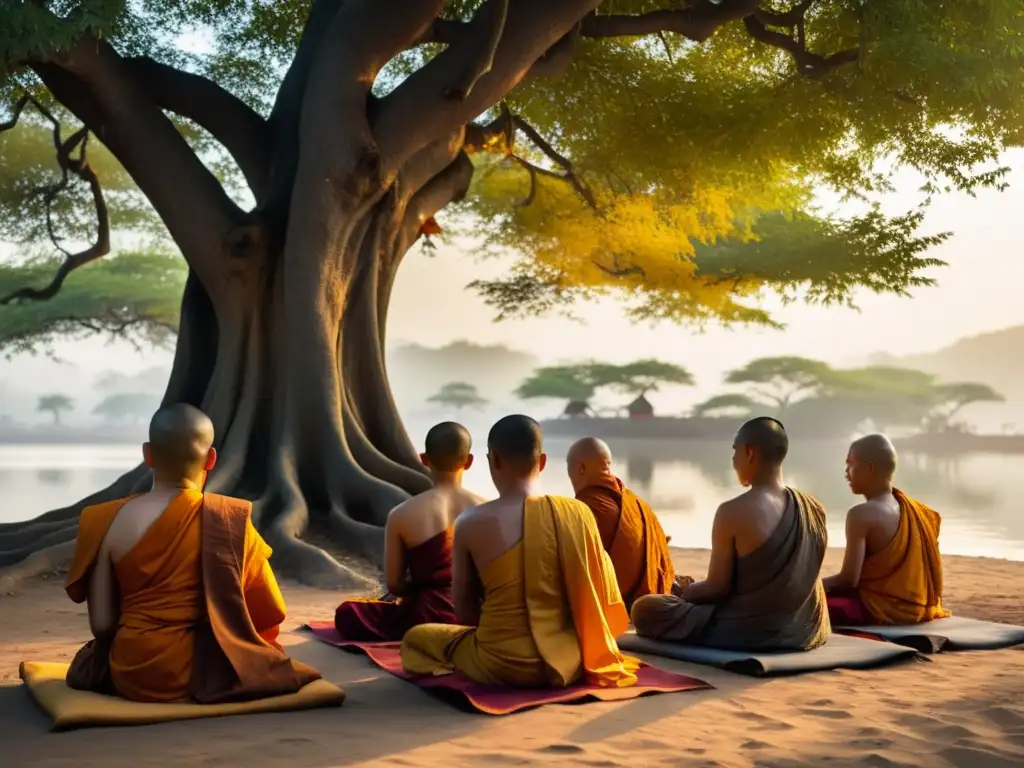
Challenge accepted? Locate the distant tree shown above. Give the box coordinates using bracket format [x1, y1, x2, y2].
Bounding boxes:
[691, 393, 762, 419]
[92, 392, 161, 424]
[515, 363, 610, 414]
[608, 359, 694, 398]
[927, 382, 1005, 429]
[427, 382, 488, 412]
[724, 357, 833, 416]
[36, 393, 73, 425]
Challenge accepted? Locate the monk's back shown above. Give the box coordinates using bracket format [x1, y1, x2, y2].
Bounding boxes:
[732, 486, 790, 557]
[858, 494, 902, 557]
[106, 490, 206, 702]
[460, 496, 525, 574]
[397, 485, 486, 549]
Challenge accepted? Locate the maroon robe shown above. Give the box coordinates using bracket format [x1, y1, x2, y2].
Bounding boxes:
[334, 528, 457, 642]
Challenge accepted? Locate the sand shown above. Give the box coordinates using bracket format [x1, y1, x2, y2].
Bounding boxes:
[1, 547, 1022, 768]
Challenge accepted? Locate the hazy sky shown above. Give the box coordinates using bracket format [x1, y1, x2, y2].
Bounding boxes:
[3, 149, 1024, 414]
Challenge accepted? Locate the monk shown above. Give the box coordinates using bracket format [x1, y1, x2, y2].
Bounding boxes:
[631, 417, 830, 652]
[567, 437, 675, 610]
[334, 422, 486, 641]
[823, 433, 951, 625]
[64, 403, 319, 703]
[400, 415, 640, 689]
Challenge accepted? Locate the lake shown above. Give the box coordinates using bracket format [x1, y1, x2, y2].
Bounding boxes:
[2, 439, 1023, 561]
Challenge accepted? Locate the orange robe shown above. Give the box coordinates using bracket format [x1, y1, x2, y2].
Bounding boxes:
[575, 477, 675, 609]
[334, 528, 458, 642]
[400, 495, 640, 688]
[855, 488, 952, 625]
[65, 490, 309, 703]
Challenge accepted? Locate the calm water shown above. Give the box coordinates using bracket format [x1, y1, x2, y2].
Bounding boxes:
[2, 440, 1023, 561]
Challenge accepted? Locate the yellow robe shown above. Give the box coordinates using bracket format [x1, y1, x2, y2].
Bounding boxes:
[400, 495, 640, 688]
[65, 490, 288, 702]
[857, 488, 952, 625]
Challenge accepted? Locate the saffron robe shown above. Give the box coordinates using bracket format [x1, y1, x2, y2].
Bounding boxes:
[334, 528, 458, 642]
[575, 477, 675, 609]
[847, 488, 952, 625]
[65, 490, 320, 703]
[400, 496, 640, 689]
[631, 489, 830, 652]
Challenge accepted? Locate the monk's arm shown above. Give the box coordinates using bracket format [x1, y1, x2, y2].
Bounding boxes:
[452, 518, 483, 626]
[383, 509, 410, 596]
[679, 504, 735, 604]
[822, 508, 868, 592]
[87, 538, 120, 640]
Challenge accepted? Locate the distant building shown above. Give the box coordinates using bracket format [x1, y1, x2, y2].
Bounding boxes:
[627, 394, 654, 419]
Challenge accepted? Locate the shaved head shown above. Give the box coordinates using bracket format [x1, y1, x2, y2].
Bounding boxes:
[488, 414, 543, 469]
[567, 437, 612, 466]
[736, 416, 789, 465]
[146, 403, 215, 476]
[423, 422, 472, 472]
[850, 433, 898, 475]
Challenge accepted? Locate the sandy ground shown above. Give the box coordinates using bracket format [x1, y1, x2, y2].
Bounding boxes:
[1, 547, 1023, 768]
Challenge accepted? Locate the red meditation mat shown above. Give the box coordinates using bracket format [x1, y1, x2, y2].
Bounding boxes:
[304, 621, 713, 716]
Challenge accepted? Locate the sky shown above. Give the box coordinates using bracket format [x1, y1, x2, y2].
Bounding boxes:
[4, 147, 1023, 419]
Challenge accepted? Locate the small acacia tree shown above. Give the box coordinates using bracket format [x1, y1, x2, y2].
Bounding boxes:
[36, 393, 73, 425]
[926, 382, 1005, 430]
[515, 363, 608, 415]
[724, 356, 834, 416]
[2, 2, 1023, 585]
[691, 393, 760, 419]
[426, 381, 488, 411]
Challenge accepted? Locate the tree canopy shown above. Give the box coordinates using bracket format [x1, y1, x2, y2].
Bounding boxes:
[36, 393, 73, 424]
[606, 359, 694, 397]
[691, 392, 760, 418]
[92, 392, 162, 423]
[426, 381, 488, 411]
[515, 363, 607, 404]
[724, 356, 834, 413]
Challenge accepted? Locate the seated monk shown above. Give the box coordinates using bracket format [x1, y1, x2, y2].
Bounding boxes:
[567, 437, 675, 610]
[400, 415, 639, 688]
[334, 422, 486, 641]
[823, 433, 951, 626]
[631, 417, 830, 652]
[64, 403, 319, 703]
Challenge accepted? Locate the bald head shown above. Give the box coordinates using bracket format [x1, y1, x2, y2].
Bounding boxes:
[488, 414, 544, 474]
[850, 433, 898, 475]
[735, 416, 789, 465]
[423, 421, 472, 473]
[566, 437, 614, 493]
[145, 403, 215, 478]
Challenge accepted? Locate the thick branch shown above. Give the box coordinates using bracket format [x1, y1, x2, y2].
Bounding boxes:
[375, 0, 601, 174]
[743, 15, 858, 76]
[32, 38, 244, 296]
[0, 97, 110, 304]
[578, 0, 758, 42]
[398, 152, 475, 252]
[445, 0, 509, 99]
[125, 56, 272, 198]
[754, 1, 815, 28]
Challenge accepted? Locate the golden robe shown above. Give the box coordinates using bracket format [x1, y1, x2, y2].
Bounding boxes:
[576, 477, 675, 609]
[400, 495, 640, 688]
[65, 490, 294, 702]
[856, 488, 952, 625]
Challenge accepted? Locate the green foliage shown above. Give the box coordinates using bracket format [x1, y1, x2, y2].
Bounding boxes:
[691, 393, 761, 418]
[515, 364, 606, 404]
[724, 356, 835, 412]
[427, 381, 488, 411]
[929, 381, 1005, 424]
[0, 250, 186, 358]
[604, 359, 695, 397]
[36, 392, 73, 424]
[92, 391, 162, 423]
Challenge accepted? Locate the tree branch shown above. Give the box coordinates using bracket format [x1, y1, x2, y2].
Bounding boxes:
[124, 56, 273, 198]
[578, 0, 759, 42]
[444, 0, 509, 99]
[743, 15, 858, 77]
[0, 97, 110, 305]
[374, 0, 601, 175]
[754, 0, 815, 28]
[513, 115, 597, 209]
[398, 152, 475, 252]
[31, 38, 245, 297]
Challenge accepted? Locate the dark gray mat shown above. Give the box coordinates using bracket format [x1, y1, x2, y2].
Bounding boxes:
[835, 615, 1024, 653]
[616, 631, 919, 677]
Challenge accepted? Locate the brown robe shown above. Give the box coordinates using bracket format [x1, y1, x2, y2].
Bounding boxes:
[66, 493, 321, 703]
[631, 488, 830, 652]
[575, 477, 675, 610]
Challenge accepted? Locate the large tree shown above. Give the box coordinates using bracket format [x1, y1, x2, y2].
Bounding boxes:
[1, 1, 1021, 586]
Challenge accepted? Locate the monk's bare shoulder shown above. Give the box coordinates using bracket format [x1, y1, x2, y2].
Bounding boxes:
[715, 489, 756, 520]
[386, 492, 435, 527]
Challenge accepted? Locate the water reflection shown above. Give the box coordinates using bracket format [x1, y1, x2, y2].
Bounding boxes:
[1, 440, 1022, 560]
